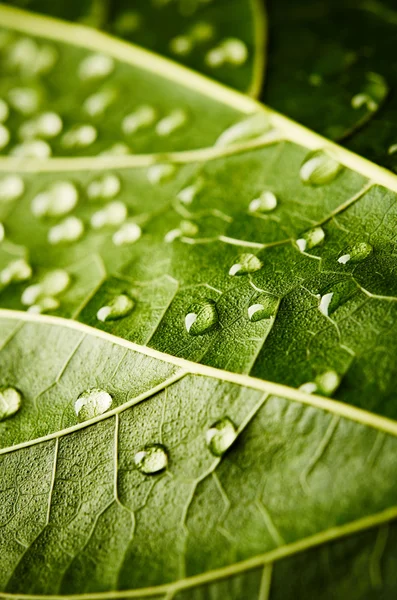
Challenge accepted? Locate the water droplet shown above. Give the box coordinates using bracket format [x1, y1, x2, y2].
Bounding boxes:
[0, 175, 24, 203]
[0, 223, 4, 242]
[20, 112, 62, 139]
[8, 87, 40, 115]
[185, 299, 218, 335]
[206, 38, 248, 67]
[11, 140, 51, 159]
[318, 292, 333, 317]
[78, 53, 114, 80]
[100, 143, 131, 156]
[87, 174, 121, 200]
[170, 35, 193, 56]
[296, 226, 325, 252]
[0, 124, 10, 150]
[299, 382, 317, 394]
[216, 112, 269, 147]
[0, 386, 22, 421]
[338, 241, 372, 264]
[156, 109, 187, 136]
[249, 191, 277, 213]
[177, 181, 201, 204]
[315, 370, 341, 396]
[318, 279, 357, 316]
[147, 163, 176, 184]
[0, 99, 9, 123]
[74, 388, 112, 421]
[300, 150, 343, 185]
[165, 228, 181, 243]
[180, 220, 198, 236]
[27, 295, 60, 314]
[247, 293, 278, 322]
[48, 216, 84, 245]
[0, 259, 32, 285]
[122, 105, 157, 135]
[61, 125, 97, 149]
[351, 72, 388, 112]
[22, 269, 70, 306]
[83, 88, 117, 117]
[112, 222, 141, 245]
[7, 37, 57, 76]
[190, 21, 214, 42]
[229, 253, 263, 276]
[134, 443, 168, 475]
[90, 201, 127, 229]
[31, 181, 78, 218]
[206, 417, 237, 457]
[97, 294, 134, 322]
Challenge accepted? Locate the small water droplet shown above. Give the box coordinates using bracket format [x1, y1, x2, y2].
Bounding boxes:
[0, 99, 9, 123]
[247, 293, 278, 322]
[122, 105, 157, 135]
[229, 253, 263, 276]
[388, 143, 397, 155]
[113, 10, 142, 34]
[338, 241, 372, 264]
[156, 109, 187, 136]
[0, 175, 24, 203]
[315, 370, 341, 396]
[206, 38, 248, 67]
[100, 143, 131, 156]
[0, 223, 4, 242]
[299, 382, 318, 394]
[0, 386, 22, 421]
[31, 181, 78, 218]
[147, 163, 176, 184]
[61, 125, 97, 149]
[74, 388, 112, 421]
[112, 222, 141, 245]
[180, 220, 198, 236]
[318, 292, 333, 317]
[206, 417, 237, 457]
[296, 226, 325, 252]
[78, 53, 114, 80]
[351, 72, 388, 112]
[318, 279, 357, 316]
[91, 201, 127, 229]
[190, 21, 214, 42]
[216, 113, 269, 147]
[177, 181, 201, 204]
[97, 294, 134, 322]
[0, 124, 10, 150]
[134, 443, 168, 475]
[165, 228, 181, 243]
[83, 88, 117, 117]
[0, 259, 32, 285]
[300, 150, 343, 185]
[249, 191, 277, 213]
[11, 140, 51, 159]
[8, 87, 40, 115]
[20, 112, 62, 140]
[170, 35, 193, 56]
[87, 174, 121, 200]
[48, 216, 84, 245]
[27, 295, 60, 314]
[22, 269, 70, 306]
[185, 299, 218, 335]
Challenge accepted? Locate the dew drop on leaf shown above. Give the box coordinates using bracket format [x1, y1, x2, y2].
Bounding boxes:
[8, 86, 40, 115]
[0, 258, 32, 285]
[315, 370, 341, 396]
[134, 443, 168, 475]
[74, 388, 113, 421]
[11, 139, 51, 159]
[78, 53, 114, 80]
[177, 181, 201, 204]
[20, 112, 63, 140]
[61, 124, 97, 149]
[0, 386, 22, 422]
[229, 253, 263, 276]
[0, 124, 10, 150]
[300, 150, 343, 185]
[155, 109, 187, 136]
[48, 216, 84, 245]
[338, 241, 373, 264]
[122, 105, 157, 135]
[170, 35, 193, 56]
[0, 175, 24, 203]
[112, 222, 141, 245]
[27, 295, 60, 314]
[351, 72, 388, 112]
[185, 299, 218, 335]
[248, 293, 278, 322]
[87, 174, 121, 201]
[22, 269, 70, 308]
[206, 417, 237, 457]
[96, 294, 135, 322]
[90, 201, 127, 229]
[147, 163, 176, 184]
[249, 191, 277, 213]
[31, 181, 78, 218]
[216, 112, 269, 147]
[296, 226, 325, 252]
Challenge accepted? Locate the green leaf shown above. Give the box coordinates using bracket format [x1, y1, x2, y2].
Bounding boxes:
[1, 311, 397, 594]
[4, 0, 266, 95]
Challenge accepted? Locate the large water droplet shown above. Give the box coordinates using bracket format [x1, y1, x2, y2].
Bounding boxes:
[315, 370, 341, 396]
[31, 181, 78, 218]
[338, 241, 373, 264]
[134, 443, 168, 475]
[0, 258, 32, 285]
[249, 191, 277, 213]
[248, 293, 278, 322]
[48, 216, 84, 245]
[78, 53, 114, 80]
[185, 299, 218, 335]
[0, 386, 22, 421]
[300, 150, 343, 185]
[147, 163, 176, 184]
[206, 417, 237, 457]
[216, 112, 269, 147]
[122, 105, 157, 135]
[87, 174, 121, 200]
[74, 388, 112, 421]
[296, 226, 325, 252]
[91, 201, 127, 229]
[0, 175, 24, 203]
[229, 253, 263, 276]
[97, 294, 134, 322]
